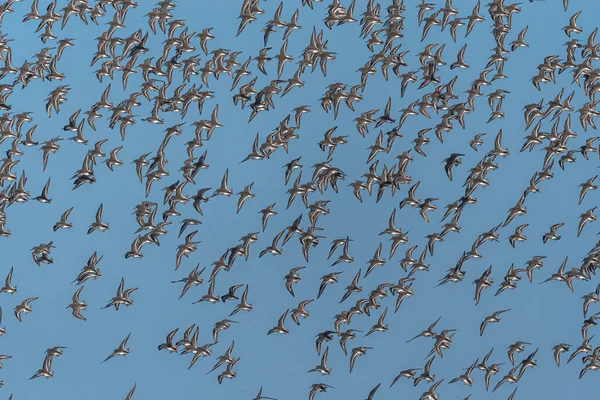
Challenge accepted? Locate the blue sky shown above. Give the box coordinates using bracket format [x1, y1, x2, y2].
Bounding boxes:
[1, 0, 600, 399]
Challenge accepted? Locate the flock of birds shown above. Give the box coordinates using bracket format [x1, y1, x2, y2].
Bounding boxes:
[0, 0, 599, 398]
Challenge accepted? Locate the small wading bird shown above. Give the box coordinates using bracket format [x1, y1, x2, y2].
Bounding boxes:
[0, 0, 596, 397]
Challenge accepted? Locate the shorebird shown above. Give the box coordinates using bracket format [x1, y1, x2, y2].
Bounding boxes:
[553, 343, 571, 367]
[33, 178, 51, 203]
[267, 309, 289, 335]
[284, 266, 305, 297]
[508, 224, 528, 248]
[53, 207, 74, 231]
[492, 365, 520, 392]
[66, 287, 87, 321]
[29, 355, 54, 380]
[102, 278, 137, 310]
[507, 341, 531, 365]
[449, 358, 479, 386]
[14, 297, 38, 322]
[158, 328, 179, 353]
[578, 176, 598, 205]
[339, 269, 362, 303]
[171, 264, 205, 299]
[87, 203, 109, 234]
[124, 384, 136, 400]
[474, 265, 494, 305]
[230, 285, 253, 316]
[102, 333, 131, 363]
[542, 222, 564, 243]
[105, 146, 123, 171]
[212, 169, 233, 197]
[365, 307, 389, 337]
[212, 319, 237, 343]
[236, 183, 255, 213]
[317, 272, 342, 298]
[308, 346, 331, 375]
[578, 207, 597, 237]
[259, 230, 284, 258]
[308, 384, 334, 400]
[365, 243, 386, 277]
[563, 11, 583, 37]
[259, 203, 277, 232]
[252, 387, 277, 400]
[291, 299, 313, 325]
[350, 346, 373, 373]
[207, 341, 237, 374]
[0, 267, 16, 294]
[480, 310, 511, 336]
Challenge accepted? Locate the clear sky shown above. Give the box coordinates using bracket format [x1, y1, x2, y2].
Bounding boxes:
[1, 0, 600, 399]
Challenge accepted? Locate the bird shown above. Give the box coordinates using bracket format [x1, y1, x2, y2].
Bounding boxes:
[259, 203, 277, 232]
[284, 266, 305, 297]
[307, 346, 331, 375]
[350, 346, 373, 373]
[158, 328, 179, 353]
[487, 129, 509, 158]
[29, 354, 55, 380]
[0, 267, 16, 295]
[492, 365, 520, 392]
[212, 319, 238, 343]
[252, 387, 277, 400]
[578, 176, 598, 205]
[449, 358, 479, 386]
[443, 153, 464, 181]
[540, 256, 569, 288]
[563, 11, 583, 37]
[308, 384, 334, 400]
[102, 333, 132, 363]
[87, 203, 109, 234]
[267, 309, 289, 335]
[365, 242, 386, 277]
[291, 299, 313, 325]
[236, 183, 255, 213]
[230, 285, 253, 316]
[66, 287, 87, 321]
[543, 222, 564, 243]
[53, 207, 74, 231]
[14, 297, 38, 322]
[365, 307, 389, 337]
[420, 379, 444, 399]
[480, 310, 511, 336]
[105, 146, 124, 171]
[340, 269, 362, 303]
[315, 331, 336, 356]
[124, 384, 137, 400]
[507, 341, 532, 365]
[178, 219, 202, 238]
[34, 178, 52, 203]
[212, 169, 233, 197]
[407, 316, 441, 343]
[510, 26, 529, 51]
[221, 284, 244, 303]
[450, 44, 469, 69]
[578, 207, 597, 237]
[418, 198, 438, 222]
[364, 383, 381, 400]
[508, 224, 529, 248]
[317, 272, 342, 298]
[0, 1, 596, 398]
[469, 133, 486, 151]
[102, 278, 137, 310]
[553, 343, 571, 367]
[259, 230, 284, 258]
[474, 265, 493, 305]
